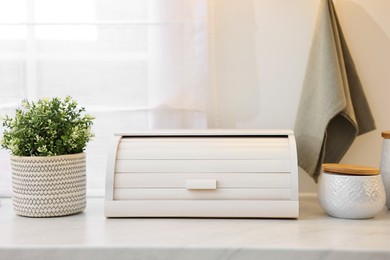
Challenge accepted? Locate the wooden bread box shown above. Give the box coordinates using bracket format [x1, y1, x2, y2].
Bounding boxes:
[105, 130, 299, 218]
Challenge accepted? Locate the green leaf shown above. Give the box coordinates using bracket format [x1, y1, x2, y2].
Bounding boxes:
[0, 96, 95, 156]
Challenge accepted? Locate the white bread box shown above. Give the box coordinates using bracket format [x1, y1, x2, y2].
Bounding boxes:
[105, 130, 299, 218]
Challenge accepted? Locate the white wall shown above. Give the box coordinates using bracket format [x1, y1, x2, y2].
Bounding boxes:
[335, 0, 390, 171]
[210, 0, 390, 193]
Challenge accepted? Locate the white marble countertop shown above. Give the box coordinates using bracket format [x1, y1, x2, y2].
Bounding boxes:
[1, 195, 390, 260]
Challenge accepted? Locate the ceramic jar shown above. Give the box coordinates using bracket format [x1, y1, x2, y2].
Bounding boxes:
[380, 131, 390, 209]
[318, 164, 385, 219]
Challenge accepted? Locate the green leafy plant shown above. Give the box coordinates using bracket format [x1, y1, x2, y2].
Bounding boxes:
[1, 96, 94, 156]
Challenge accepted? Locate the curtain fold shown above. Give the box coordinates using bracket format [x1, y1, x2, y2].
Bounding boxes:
[147, 0, 209, 129]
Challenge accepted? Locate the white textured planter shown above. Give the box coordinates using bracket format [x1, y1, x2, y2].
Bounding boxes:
[11, 153, 86, 217]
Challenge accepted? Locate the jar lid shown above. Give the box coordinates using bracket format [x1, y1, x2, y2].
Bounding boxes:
[322, 163, 380, 176]
[382, 131, 390, 139]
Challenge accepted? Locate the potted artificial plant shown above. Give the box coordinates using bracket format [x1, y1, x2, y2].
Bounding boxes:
[1, 97, 94, 217]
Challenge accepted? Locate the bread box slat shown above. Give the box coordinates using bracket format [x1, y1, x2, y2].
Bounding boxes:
[117, 138, 289, 160]
[114, 173, 291, 188]
[115, 159, 291, 173]
[113, 188, 291, 200]
[105, 130, 299, 218]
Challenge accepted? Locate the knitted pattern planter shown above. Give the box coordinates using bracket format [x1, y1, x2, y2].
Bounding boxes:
[11, 153, 86, 217]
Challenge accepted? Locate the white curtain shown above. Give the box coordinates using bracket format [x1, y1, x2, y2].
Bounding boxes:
[148, 0, 208, 129]
[0, 0, 209, 196]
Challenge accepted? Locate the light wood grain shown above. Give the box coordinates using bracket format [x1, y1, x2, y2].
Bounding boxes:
[382, 131, 390, 139]
[322, 164, 380, 175]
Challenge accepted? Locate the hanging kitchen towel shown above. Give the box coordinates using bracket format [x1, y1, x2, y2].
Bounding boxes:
[294, 0, 376, 182]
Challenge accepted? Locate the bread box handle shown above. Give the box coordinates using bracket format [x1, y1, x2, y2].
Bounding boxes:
[186, 179, 217, 190]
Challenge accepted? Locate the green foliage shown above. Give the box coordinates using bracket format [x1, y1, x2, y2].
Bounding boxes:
[1, 97, 94, 156]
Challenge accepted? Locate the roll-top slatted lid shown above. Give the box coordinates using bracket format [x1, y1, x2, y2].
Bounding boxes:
[115, 135, 291, 173]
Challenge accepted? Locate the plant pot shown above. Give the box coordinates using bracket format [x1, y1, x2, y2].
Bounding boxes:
[11, 153, 86, 217]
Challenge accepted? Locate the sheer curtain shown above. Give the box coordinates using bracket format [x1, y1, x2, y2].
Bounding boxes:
[148, 0, 208, 129]
[0, 0, 209, 196]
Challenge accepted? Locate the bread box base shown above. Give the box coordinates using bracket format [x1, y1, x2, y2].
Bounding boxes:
[105, 130, 299, 218]
[105, 200, 298, 218]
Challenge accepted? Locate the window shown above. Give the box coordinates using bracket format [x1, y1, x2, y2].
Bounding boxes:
[0, 0, 209, 196]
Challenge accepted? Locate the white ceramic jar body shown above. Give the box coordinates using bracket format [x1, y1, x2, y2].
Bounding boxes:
[380, 138, 390, 209]
[318, 172, 385, 219]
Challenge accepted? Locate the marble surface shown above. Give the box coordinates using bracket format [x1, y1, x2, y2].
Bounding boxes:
[0, 195, 390, 260]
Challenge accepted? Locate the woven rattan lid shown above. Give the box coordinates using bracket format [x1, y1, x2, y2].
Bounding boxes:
[322, 164, 380, 176]
[382, 131, 390, 139]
